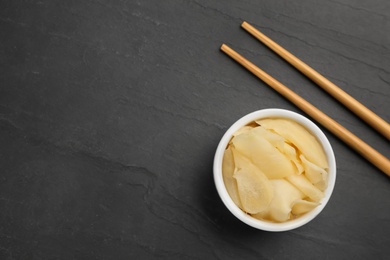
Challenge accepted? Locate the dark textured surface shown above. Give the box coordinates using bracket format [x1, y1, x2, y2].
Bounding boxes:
[1, 0, 390, 259]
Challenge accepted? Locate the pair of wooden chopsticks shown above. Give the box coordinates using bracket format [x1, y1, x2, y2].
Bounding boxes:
[221, 21, 390, 176]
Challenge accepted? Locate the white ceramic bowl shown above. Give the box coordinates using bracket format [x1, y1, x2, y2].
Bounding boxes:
[213, 109, 336, 232]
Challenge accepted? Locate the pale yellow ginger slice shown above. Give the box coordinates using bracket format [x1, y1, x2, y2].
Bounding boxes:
[253, 125, 304, 175]
[257, 118, 328, 169]
[231, 129, 295, 179]
[300, 154, 328, 191]
[233, 167, 273, 214]
[313, 180, 327, 192]
[291, 200, 320, 215]
[267, 179, 305, 222]
[252, 210, 270, 221]
[251, 126, 285, 151]
[232, 125, 254, 137]
[283, 142, 304, 174]
[287, 174, 324, 202]
[222, 147, 242, 208]
[231, 148, 273, 214]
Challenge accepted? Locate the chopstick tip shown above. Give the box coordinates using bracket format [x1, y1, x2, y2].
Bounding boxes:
[242, 21, 254, 31]
[220, 44, 228, 51]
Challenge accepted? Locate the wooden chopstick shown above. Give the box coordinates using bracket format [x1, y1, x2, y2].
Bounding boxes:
[220, 44, 390, 176]
[241, 21, 390, 140]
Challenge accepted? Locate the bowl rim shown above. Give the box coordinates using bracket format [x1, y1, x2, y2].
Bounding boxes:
[213, 108, 336, 232]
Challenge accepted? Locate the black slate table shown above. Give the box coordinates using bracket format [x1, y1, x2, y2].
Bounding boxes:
[1, 1, 390, 259]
